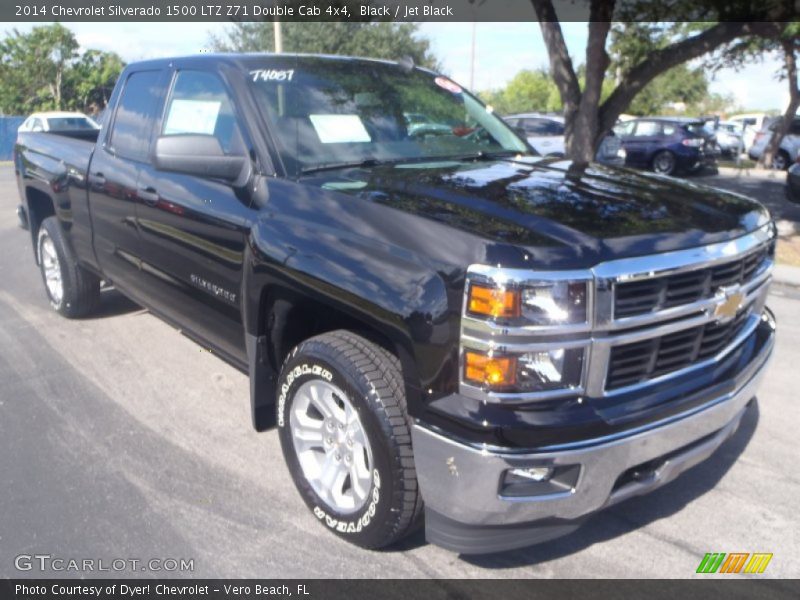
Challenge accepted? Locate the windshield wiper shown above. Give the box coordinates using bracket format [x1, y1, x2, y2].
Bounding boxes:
[300, 158, 392, 175]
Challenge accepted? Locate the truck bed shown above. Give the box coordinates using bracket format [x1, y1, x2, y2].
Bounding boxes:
[15, 131, 98, 184]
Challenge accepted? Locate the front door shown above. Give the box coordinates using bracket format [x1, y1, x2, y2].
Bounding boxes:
[134, 68, 255, 365]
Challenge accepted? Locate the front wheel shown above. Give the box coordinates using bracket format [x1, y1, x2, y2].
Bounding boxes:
[37, 216, 100, 318]
[652, 150, 677, 175]
[276, 331, 422, 549]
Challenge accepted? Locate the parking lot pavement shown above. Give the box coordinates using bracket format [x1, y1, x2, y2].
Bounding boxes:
[694, 166, 800, 225]
[1, 164, 798, 578]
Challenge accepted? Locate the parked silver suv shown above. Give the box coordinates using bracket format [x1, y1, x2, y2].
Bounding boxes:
[748, 116, 800, 169]
[504, 113, 626, 166]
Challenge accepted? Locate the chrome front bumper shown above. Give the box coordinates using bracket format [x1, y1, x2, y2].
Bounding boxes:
[413, 317, 774, 553]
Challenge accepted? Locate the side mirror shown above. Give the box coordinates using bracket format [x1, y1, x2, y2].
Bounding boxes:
[154, 134, 246, 181]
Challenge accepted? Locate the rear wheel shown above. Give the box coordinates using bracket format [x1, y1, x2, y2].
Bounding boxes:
[37, 216, 100, 318]
[652, 150, 677, 175]
[276, 330, 422, 549]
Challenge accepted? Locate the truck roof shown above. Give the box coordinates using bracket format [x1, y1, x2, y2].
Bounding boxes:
[125, 52, 434, 72]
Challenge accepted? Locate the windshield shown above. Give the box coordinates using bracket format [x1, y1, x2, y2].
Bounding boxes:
[247, 58, 528, 175]
[47, 117, 97, 131]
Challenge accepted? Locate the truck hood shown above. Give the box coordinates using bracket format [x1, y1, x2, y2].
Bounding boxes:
[300, 156, 771, 269]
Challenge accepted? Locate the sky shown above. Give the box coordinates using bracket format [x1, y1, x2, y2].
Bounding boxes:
[2, 21, 789, 112]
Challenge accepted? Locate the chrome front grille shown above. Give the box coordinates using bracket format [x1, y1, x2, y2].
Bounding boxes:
[614, 246, 770, 319]
[459, 224, 775, 404]
[606, 310, 750, 390]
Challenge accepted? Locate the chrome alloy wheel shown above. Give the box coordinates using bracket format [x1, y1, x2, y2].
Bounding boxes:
[39, 233, 63, 306]
[290, 380, 374, 514]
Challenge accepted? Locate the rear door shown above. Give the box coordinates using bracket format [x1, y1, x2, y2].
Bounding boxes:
[134, 68, 255, 365]
[88, 68, 167, 290]
[626, 120, 662, 166]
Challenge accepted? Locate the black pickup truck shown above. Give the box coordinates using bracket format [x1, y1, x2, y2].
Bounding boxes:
[14, 54, 776, 554]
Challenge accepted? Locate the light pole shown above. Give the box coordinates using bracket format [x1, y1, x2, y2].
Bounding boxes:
[469, 22, 476, 90]
[273, 20, 283, 53]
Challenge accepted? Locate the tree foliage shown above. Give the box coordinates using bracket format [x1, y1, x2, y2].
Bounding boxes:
[531, 0, 788, 162]
[0, 24, 124, 115]
[479, 69, 562, 114]
[211, 22, 440, 70]
[713, 22, 799, 166]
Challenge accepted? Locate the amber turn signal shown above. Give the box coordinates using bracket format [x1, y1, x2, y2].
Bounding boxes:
[467, 284, 521, 318]
[464, 351, 517, 387]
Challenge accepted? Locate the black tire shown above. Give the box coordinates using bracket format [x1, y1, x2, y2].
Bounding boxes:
[652, 150, 677, 175]
[37, 216, 100, 318]
[773, 150, 790, 171]
[276, 330, 422, 549]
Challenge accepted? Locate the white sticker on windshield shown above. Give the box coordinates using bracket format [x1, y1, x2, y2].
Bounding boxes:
[164, 99, 221, 135]
[309, 114, 371, 144]
[434, 77, 462, 94]
[250, 69, 295, 82]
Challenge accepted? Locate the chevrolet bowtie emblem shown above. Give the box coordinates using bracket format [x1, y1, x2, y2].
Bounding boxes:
[713, 286, 744, 323]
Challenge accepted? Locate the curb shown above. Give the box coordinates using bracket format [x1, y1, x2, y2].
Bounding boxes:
[773, 264, 800, 289]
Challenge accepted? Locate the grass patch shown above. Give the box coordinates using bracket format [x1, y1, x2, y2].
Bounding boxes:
[718, 158, 758, 169]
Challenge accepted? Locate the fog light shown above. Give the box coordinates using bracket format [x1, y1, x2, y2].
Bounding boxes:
[508, 467, 553, 482]
[501, 464, 581, 498]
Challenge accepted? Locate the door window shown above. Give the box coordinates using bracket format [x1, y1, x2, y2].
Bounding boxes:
[162, 70, 246, 157]
[109, 70, 163, 162]
[633, 121, 662, 137]
[614, 121, 635, 136]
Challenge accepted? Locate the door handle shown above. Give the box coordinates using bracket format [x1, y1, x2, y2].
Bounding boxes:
[137, 186, 160, 206]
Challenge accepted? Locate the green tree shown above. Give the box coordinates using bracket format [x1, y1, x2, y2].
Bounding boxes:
[715, 22, 799, 167]
[64, 49, 126, 113]
[530, 0, 786, 162]
[626, 64, 710, 115]
[479, 69, 560, 114]
[0, 24, 78, 113]
[211, 22, 439, 70]
[0, 24, 125, 115]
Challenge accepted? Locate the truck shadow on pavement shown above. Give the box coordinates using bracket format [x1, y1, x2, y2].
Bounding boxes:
[85, 286, 145, 320]
[459, 400, 760, 568]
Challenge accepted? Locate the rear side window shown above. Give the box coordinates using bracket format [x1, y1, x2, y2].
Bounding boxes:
[109, 70, 162, 162]
[523, 118, 564, 136]
[633, 121, 661, 137]
[162, 70, 246, 156]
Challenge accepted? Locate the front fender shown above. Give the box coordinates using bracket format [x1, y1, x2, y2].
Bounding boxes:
[242, 204, 460, 426]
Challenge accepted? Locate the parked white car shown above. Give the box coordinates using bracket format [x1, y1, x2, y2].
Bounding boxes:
[728, 113, 770, 152]
[17, 111, 100, 133]
[504, 113, 626, 166]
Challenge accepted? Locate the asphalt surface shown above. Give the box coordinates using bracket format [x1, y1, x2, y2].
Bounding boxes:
[1, 165, 798, 579]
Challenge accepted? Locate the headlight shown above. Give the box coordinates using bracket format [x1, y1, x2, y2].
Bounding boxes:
[464, 347, 585, 393]
[521, 282, 587, 325]
[466, 280, 588, 326]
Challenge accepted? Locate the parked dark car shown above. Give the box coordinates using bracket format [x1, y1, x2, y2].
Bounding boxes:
[13, 54, 776, 555]
[614, 117, 717, 176]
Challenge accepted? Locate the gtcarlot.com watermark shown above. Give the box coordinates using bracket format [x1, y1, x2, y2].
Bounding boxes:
[15, 554, 194, 573]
